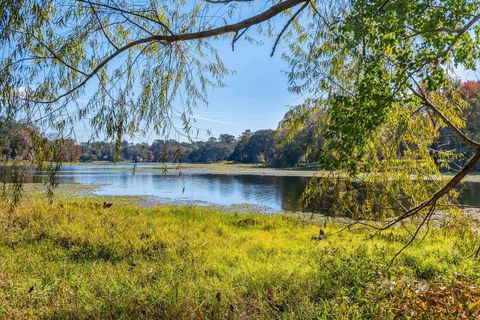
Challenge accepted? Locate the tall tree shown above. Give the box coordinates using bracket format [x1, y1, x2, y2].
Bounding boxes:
[230, 129, 276, 163]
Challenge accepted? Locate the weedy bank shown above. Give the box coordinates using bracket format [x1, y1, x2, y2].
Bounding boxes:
[0, 198, 479, 319]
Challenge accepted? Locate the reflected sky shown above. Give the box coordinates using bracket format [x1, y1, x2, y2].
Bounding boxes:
[84, 172, 307, 212]
[3, 165, 480, 212]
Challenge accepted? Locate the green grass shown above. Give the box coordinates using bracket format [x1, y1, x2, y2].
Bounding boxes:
[1, 199, 480, 319]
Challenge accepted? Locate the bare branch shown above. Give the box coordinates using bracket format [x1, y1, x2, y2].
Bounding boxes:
[271, 1, 309, 57]
[89, 2, 119, 50]
[380, 147, 480, 230]
[77, 0, 174, 35]
[231, 27, 249, 51]
[409, 80, 480, 148]
[386, 204, 435, 269]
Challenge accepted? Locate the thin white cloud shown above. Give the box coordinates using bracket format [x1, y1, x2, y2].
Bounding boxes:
[194, 115, 239, 126]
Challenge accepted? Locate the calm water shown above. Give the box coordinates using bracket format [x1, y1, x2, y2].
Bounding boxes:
[3, 164, 480, 212]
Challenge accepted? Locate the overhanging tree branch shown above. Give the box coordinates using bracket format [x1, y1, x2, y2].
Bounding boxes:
[409, 80, 480, 148]
[270, 0, 309, 57]
[77, 0, 174, 35]
[89, 2, 119, 50]
[27, 0, 307, 104]
[379, 147, 480, 231]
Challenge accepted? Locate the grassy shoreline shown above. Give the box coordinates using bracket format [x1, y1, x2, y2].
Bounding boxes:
[1, 196, 480, 319]
[5, 161, 480, 182]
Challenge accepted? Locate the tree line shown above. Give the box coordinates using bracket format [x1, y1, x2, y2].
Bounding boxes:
[1, 123, 318, 167]
[2, 81, 480, 170]
[69, 128, 319, 167]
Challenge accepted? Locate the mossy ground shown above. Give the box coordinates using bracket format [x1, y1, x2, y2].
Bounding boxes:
[1, 197, 479, 319]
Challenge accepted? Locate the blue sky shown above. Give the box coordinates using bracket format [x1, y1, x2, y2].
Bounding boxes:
[134, 37, 302, 143]
[70, 1, 306, 144]
[72, 35, 301, 144]
[187, 39, 302, 141]
[71, 35, 479, 144]
[178, 1, 303, 141]
[68, 0, 480, 144]
[56, 0, 304, 144]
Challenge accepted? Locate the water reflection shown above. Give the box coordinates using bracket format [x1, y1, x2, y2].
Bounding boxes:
[459, 182, 480, 207]
[2, 165, 480, 212]
[89, 173, 307, 212]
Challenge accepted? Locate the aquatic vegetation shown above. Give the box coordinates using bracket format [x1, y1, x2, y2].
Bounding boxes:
[0, 198, 479, 319]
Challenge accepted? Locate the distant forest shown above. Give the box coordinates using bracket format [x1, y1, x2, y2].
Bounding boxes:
[0, 125, 317, 167]
[2, 81, 480, 169]
[76, 128, 316, 167]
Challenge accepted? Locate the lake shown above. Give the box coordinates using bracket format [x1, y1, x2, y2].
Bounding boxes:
[2, 164, 480, 212]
